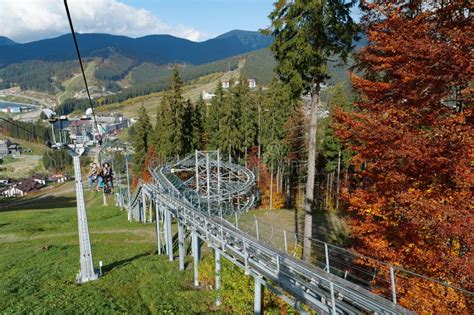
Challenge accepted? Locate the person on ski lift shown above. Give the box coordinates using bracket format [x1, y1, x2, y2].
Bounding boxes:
[87, 163, 102, 191]
[101, 162, 114, 194]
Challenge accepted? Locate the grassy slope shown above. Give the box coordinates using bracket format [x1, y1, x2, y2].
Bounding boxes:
[0, 138, 48, 179]
[0, 186, 216, 313]
[57, 61, 98, 104]
[98, 63, 243, 121]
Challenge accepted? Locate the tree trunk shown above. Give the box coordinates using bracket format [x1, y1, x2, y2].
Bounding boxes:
[303, 83, 320, 262]
[336, 150, 341, 211]
[329, 171, 334, 209]
[325, 173, 330, 210]
[270, 164, 274, 210]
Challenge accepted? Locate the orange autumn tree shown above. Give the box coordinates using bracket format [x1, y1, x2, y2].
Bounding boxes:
[333, 0, 473, 312]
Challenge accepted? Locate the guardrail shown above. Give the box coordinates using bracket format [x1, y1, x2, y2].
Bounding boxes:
[120, 150, 415, 314]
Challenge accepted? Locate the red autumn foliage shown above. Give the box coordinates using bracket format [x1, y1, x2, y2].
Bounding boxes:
[132, 147, 159, 188]
[333, 1, 473, 313]
[257, 162, 285, 210]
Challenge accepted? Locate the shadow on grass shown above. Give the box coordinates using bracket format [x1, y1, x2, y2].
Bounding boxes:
[0, 195, 77, 212]
[311, 209, 349, 245]
[102, 252, 152, 273]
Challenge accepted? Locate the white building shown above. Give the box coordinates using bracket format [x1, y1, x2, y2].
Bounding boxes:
[248, 79, 257, 88]
[202, 91, 216, 100]
[222, 81, 230, 89]
[2, 187, 25, 197]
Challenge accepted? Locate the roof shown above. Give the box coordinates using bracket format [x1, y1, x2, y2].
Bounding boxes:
[16, 178, 45, 192]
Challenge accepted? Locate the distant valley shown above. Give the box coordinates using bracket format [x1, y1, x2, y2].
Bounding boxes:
[0, 30, 363, 118]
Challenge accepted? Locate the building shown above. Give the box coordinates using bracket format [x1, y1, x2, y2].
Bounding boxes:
[0, 139, 23, 157]
[0, 139, 9, 157]
[1, 177, 46, 197]
[222, 79, 257, 89]
[248, 79, 257, 89]
[49, 174, 70, 183]
[8, 143, 21, 156]
[2, 186, 25, 197]
[67, 113, 131, 143]
[202, 91, 216, 100]
[222, 81, 230, 89]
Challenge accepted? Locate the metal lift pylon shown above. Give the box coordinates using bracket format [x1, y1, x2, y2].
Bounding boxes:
[70, 146, 99, 284]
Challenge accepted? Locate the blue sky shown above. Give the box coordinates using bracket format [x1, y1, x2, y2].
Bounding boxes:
[123, 0, 276, 39]
[0, 0, 361, 43]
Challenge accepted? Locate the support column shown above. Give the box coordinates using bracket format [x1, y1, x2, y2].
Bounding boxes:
[165, 209, 173, 261]
[254, 276, 263, 315]
[125, 155, 132, 222]
[141, 191, 147, 223]
[192, 231, 199, 287]
[155, 198, 162, 255]
[215, 249, 222, 306]
[71, 149, 98, 284]
[178, 220, 185, 271]
[148, 194, 153, 223]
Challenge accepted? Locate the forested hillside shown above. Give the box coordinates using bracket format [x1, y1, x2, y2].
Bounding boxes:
[0, 31, 272, 66]
[0, 60, 79, 93]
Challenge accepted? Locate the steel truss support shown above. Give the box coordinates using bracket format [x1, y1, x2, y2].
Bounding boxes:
[254, 276, 263, 315]
[148, 193, 153, 223]
[178, 220, 185, 271]
[126, 151, 413, 315]
[192, 230, 199, 287]
[215, 249, 222, 306]
[165, 208, 173, 261]
[141, 190, 146, 223]
[155, 197, 162, 255]
[71, 148, 98, 284]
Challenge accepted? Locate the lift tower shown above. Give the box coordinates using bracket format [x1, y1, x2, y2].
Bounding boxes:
[70, 145, 98, 283]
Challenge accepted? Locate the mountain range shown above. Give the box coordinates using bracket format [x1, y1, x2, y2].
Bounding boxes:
[0, 30, 272, 66]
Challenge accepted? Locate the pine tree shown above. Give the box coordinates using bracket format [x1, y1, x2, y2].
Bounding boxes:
[168, 66, 186, 158]
[132, 104, 152, 174]
[189, 98, 204, 152]
[219, 79, 242, 161]
[239, 75, 258, 161]
[261, 79, 293, 167]
[266, 0, 359, 261]
[154, 66, 188, 160]
[154, 94, 174, 159]
[205, 81, 224, 150]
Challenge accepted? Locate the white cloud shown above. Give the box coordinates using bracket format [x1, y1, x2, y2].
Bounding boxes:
[0, 0, 204, 43]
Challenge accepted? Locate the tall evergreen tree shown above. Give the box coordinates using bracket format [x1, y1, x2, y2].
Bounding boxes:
[154, 94, 174, 159]
[132, 104, 152, 174]
[153, 66, 188, 160]
[261, 79, 293, 168]
[188, 98, 204, 152]
[239, 75, 258, 161]
[205, 81, 224, 150]
[168, 66, 186, 158]
[219, 79, 242, 161]
[266, 0, 359, 261]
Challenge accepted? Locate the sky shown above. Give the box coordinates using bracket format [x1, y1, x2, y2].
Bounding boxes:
[0, 0, 360, 43]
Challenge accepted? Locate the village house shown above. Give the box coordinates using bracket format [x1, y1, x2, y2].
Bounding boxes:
[222, 79, 257, 89]
[202, 91, 216, 100]
[0, 139, 9, 157]
[49, 174, 70, 183]
[1, 176, 46, 198]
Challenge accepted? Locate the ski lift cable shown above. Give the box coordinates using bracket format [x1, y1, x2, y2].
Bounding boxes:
[63, 0, 101, 144]
[0, 117, 40, 140]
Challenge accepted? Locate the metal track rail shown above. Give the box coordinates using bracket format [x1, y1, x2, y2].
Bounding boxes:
[123, 150, 413, 314]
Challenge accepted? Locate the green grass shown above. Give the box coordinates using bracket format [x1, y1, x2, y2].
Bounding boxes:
[0, 94, 35, 105]
[0, 190, 216, 313]
[57, 61, 98, 104]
